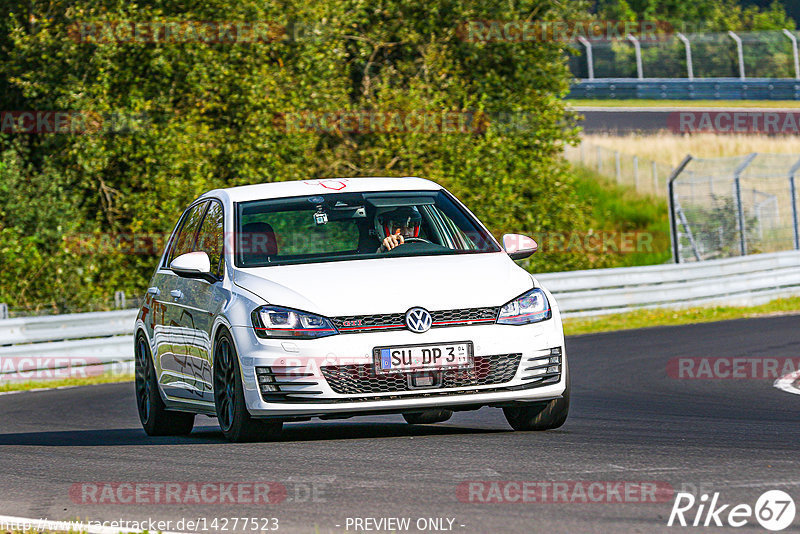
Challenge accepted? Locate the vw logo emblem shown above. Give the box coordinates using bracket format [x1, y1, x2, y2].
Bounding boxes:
[405, 307, 432, 333]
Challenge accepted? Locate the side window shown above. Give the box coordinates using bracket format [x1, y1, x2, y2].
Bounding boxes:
[167, 201, 209, 266]
[196, 201, 225, 278]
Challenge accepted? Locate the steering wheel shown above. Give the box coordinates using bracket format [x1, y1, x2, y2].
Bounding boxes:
[401, 237, 431, 244]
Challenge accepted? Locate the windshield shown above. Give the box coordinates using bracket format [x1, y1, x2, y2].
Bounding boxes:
[235, 190, 500, 267]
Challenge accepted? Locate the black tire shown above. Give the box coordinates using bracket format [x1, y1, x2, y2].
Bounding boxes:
[134, 334, 195, 436]
[403, 409, 453, 425]
[213, 330, 283, 442]
[503, 359, 570, 431]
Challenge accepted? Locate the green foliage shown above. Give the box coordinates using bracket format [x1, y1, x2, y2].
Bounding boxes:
[595, 0, 795, 32]
[0, 0, 662, 313]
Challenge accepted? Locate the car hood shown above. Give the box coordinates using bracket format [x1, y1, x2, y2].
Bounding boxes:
[233, 252, 534, 317]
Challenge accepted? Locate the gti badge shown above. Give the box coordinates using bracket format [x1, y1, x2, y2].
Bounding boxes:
[406, 307, 432, 333]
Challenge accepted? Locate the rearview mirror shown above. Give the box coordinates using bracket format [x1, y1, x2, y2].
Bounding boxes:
[502, 234, 538, 260]
[170, 251, 216, 282]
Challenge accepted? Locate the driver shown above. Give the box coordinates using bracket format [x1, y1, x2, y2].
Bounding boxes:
[376, 206, 422, 252]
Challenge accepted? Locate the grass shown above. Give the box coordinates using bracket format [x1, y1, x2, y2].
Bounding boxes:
[563, 296, 800, 336]
[582, 133, 800, 167]
[570, 163, 671, 267]
[0, 372, 134, 393]
[568, 99, 800, 108]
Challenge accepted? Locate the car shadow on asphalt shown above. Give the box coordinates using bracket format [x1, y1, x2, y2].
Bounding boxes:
[0, 422, 511, 447]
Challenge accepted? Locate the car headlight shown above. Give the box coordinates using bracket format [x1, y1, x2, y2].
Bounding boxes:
[251, 306, 338, 339]
[497, 288, 551, 325]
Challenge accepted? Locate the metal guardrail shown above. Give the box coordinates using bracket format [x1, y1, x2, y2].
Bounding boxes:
[538, 249, 800, 317]
[0, 310, 137, 381]
[1, 250, 799, 379]
[568, 79, 800, 100]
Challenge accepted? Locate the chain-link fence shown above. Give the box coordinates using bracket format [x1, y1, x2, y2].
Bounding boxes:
[669, 153, 800, 262]
[564, 141, 674, 196]
[569, 30, 800, 79]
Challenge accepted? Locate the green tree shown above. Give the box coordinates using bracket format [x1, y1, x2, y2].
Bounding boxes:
[0, 0, 598, 312]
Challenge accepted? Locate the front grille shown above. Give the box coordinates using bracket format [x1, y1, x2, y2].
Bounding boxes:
[519, 346, 562, 386]
[255, 366, 324, 402]
[330, 307, 499, 334]
[321, 353, 522, 395]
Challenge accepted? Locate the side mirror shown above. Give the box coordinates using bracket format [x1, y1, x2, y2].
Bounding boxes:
[502, 234, 538, 260]
[170, 251, 216, 282]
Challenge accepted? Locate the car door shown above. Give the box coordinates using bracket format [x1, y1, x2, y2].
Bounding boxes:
[158, 200, 209, 400]
[175, 199, 228, 404]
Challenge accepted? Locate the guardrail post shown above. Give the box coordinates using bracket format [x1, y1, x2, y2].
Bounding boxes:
[789, 156, 800, 250]
[728, 31, 746, 79]
[626, 34, 643, 79]
[733, 153, 758, 256]
[0, 303, 7, 320]
[615, 151, 621, 183]
[633, 155, 639, 191]
[577, 36, 594, 80]
[783, 29, 800, 80]
[668, 155, 694, 263]
[114, 291, 126, 309]
[677, 33, 694, 80]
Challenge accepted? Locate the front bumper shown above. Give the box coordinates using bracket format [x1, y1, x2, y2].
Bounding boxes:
[230, 313, 566, 418]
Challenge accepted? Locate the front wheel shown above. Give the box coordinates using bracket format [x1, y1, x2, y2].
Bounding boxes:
[213, 330, 283, 442]
[503, 360, 570, 431]
[134, 334, 195, 436]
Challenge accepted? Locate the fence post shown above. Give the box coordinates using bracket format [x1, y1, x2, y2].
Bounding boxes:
[668, 155, 694, 263]
[677, 33, 694, 80]
[789, 156, 800, 250]
[0, 303, 7, 320]
[577, 36, 594, 80]
[114, 291, 127, 309]
[597, 146, 602, 172]
[615, 151, 621, 183]
[626, 34, 643, 79]
[733, 153, 758, 256]
[783, 29, 800, 80]
[580, 142, 585, 164]
[652, 160, 658, 195]
[633, 155, 639, 191]
[728, 31, 746, 79]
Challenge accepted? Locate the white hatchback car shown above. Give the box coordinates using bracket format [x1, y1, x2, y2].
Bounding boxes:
[134, 177, 569, 441]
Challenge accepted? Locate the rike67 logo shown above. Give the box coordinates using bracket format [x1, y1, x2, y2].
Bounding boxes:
[668, 490, 796, 531]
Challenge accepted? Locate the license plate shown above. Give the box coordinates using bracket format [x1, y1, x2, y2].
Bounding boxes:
[374, 342, 473, 374]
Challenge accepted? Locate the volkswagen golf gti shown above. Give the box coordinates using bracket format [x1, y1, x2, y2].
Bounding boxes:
[134, 177, 569, 441]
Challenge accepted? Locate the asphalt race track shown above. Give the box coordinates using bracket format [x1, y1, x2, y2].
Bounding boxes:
[575, 106, 800, 134]
[1, 314, 800, 533]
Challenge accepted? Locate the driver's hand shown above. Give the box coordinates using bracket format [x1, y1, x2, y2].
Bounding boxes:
[382, 231, 404, 251]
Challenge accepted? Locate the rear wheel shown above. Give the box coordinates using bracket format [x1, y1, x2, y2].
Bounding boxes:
[213, 330, 282, 442]
[403, 409, 453, 425]
[503, 360, 570, 431]
[134, 334, 195, 436]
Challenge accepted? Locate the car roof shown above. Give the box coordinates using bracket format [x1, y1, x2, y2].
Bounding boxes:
[202, 177, 443, 203]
